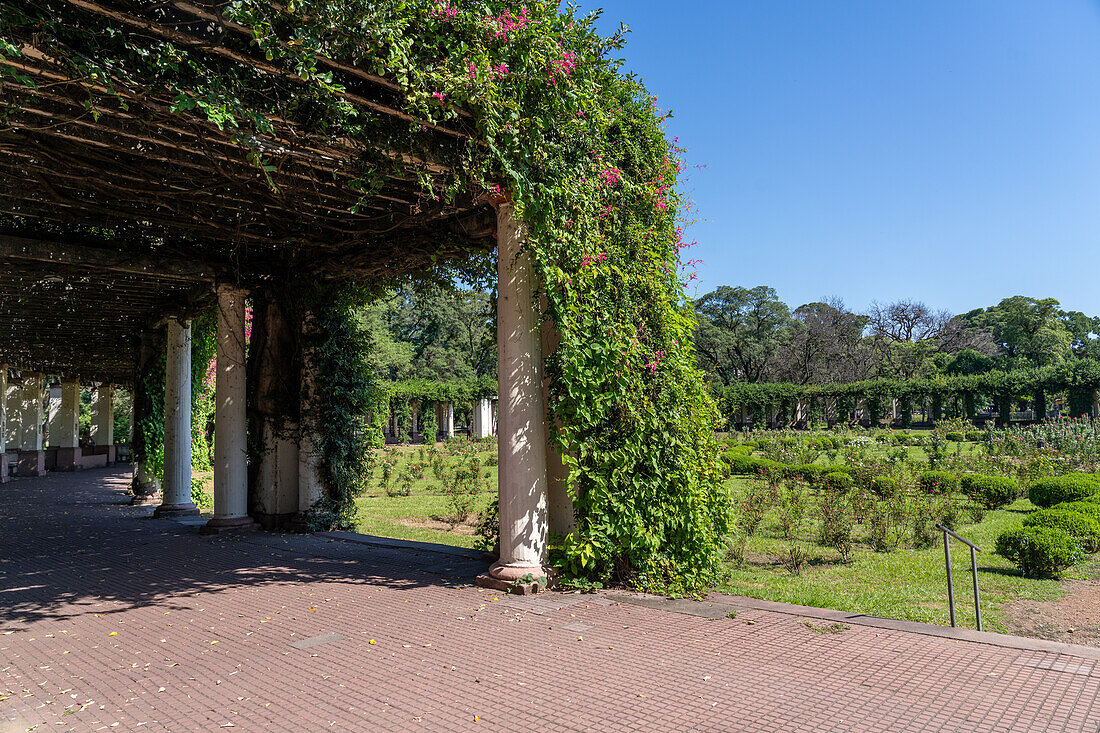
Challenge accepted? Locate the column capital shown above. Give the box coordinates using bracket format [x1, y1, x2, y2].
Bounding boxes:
[215, 282, 250, 297]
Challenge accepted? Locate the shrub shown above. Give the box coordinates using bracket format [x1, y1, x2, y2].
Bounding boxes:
[818, 491, 853, 561]
[1057, 501, 1100, 522]
[724, 453, 759, 475]
[919, 471, 959, 495]
[1023, 508, 1100, 552]
[738, 484, 773, 536]
[961, 475, 1019, 510]
[785, 464, 826, 485]
[810, 436, 837, 450]
[1027, 473, 1100, 508]
[824, 471, 853, 492]
[778, 485, 809, 539]
[911, 494, 938, 549]
[723, 444, 753, 456]
[944, 431, 965, 442]
[870, 476, 899, 496]
[867, 500, 900, 552]
[995, 526, 1084, 578]
[965, 430, 983, 442]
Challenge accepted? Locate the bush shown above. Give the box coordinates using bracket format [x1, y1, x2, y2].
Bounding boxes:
[785, 464, 826, 485]
[1027, 473, 1100, 508]
[995, 526, 1084, 578]
[723, 444, 753, 456]
[919, 471, 959, 495]
[944, 431, 964, 442]
[724, 453, 760, 475]
[870, 476, 899, 496]
[893, 433, 913, 446]
[1056, 501, 1100, 522]
[1023, 508, 1100, 552]
[961, 475, 1019, 510]
[810, 436, 837, 450]
[824, 471, 853, 491]
[965, 430, 983, 442]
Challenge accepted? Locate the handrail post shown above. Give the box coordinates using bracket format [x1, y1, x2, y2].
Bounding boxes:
[971, 545, 982, 632]
[943, 527, 956, 628]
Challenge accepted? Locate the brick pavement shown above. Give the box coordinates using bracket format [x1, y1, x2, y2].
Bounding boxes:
[2, 468, 1099, 732]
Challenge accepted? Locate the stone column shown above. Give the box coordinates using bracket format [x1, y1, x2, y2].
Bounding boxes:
[0, 365, 7, 484]
[471, 398, 491, 439]
[156, 318, 199, 518]
[540, 318, 574, 537]
[488, 201, 551, 581]
[298, 318, 324, 515]
[46, 385, 62, 447]
[439, 401, 454, 439]
[91, 383, 115, 464]
[16, 372, 45, 476]
[54, 377, 82, 471]
[204, 286, 255, 533]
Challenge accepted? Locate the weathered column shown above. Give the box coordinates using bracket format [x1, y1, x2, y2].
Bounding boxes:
[0, 365, 7, 483]
[91, 383, 115, 464]
[16, 372, 45, 476]
[410, 401, 419, 439]
[54, 377, 82, 471]
[298, 317, 324, 516]
[204, 286, 256, 533]
[439, 401, 454, 439]
[156, 318, 199, 518]
[487, 201, 551, 582]
[249, 294, 301, 529]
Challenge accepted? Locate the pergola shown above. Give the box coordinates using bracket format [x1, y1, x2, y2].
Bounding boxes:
[0, 0, 567, 584]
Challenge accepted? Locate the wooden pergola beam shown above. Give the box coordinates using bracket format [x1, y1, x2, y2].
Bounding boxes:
[0, 235, 215, 282]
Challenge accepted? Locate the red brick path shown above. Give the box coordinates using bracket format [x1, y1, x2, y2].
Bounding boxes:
[2, 468, 1099, 731]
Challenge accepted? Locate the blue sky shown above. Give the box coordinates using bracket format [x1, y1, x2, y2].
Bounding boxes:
[575, 1, 1100, 317]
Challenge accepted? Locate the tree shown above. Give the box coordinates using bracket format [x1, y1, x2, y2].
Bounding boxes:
[779, 298, 868, 384]
[694, 286, 791, 384]
[961, 296, 1072, 367]
[865, 299, 953, 379]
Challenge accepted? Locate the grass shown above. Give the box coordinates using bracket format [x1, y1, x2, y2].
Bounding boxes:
[353, 443, 498, 549]
[716, 474, 1097, 632]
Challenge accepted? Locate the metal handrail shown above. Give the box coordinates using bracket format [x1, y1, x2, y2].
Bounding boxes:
[936, 524, 982, 632]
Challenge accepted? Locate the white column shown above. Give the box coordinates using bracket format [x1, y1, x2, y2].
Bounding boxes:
[473, 398, 492, 439]
[0, 365, 6, 483]
[156, 319, 198, 517]
[490, 201, 550, 580]
[19, 373, 43, 451]
[441, 401, 454, 438]
[206, 286, 254, 531]
[53, 377, 82, 471]
[46, 386, 62, 446]
[16, 372, 44, 477]
[91, 383, 115, 456]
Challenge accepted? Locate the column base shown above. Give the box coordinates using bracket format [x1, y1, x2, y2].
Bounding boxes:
[255, 512, 297, 531]
[200, 515, 259, 535]
[475, 561, 557, 595]
[153, 502, 200, 518]
[16, 450, 45, 477]
[55, 447, 83, 472]
[130, 493, 161, 506]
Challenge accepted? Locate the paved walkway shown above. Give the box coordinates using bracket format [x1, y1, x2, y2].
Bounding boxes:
[2, 468, 1100, 732]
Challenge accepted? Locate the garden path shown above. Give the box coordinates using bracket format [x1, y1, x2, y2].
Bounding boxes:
[2, 468, 1099, 732]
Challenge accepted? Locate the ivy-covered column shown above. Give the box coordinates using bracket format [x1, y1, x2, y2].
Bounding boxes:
[91, 383, 115, 464]
[132, 330, 165, 501]
[156, 318, 198, 518]
[487, 201, 552, 582]
[0, 364, 5, 484]
[53, 377, 81, 471]
[204, 285, 256, 533]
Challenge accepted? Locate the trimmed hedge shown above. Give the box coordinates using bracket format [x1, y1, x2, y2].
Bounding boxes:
[824, 471, 853, 491]
[1023, 508, 1100, 553]
[1027, 473, 1100, 509]
[995, 526, 1084, 578]
[1059, 501, 1100, 521]
[944, 431, 964, 442]
[870, 476, 899, 496]
[919, 471, 959, 495]
[785, 464, 826, 485]
[965, 430, 983, 442]
[723, 453, 759, 475]
[960, 474, 1019, 510]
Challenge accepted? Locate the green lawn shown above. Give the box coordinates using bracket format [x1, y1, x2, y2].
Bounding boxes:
[353, 443, 498, 549]
[715, 474, 1096, 632]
